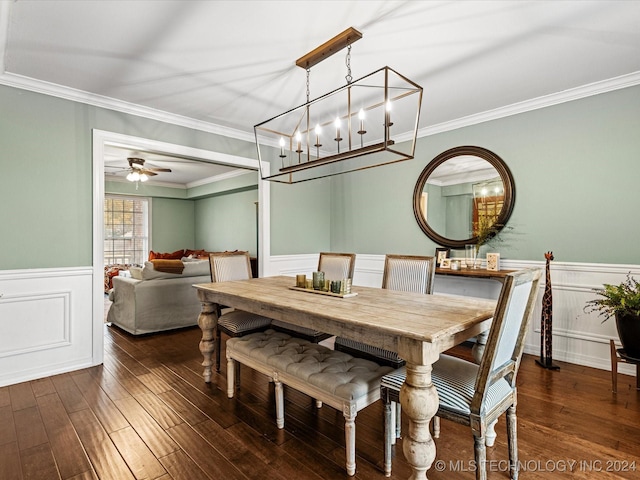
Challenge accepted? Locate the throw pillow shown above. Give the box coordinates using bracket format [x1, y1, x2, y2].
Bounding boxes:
[185, 249, 207, 258]
[148, 249, 185, 260]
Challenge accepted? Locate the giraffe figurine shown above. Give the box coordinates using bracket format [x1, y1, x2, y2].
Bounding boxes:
[536, 251, 560, 369]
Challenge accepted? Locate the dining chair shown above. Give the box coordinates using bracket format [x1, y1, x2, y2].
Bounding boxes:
[335, 254, 436, 368]
[380, 267, 542, 478]
[271, 252, 356, 343]
[209, 251, 273, 373]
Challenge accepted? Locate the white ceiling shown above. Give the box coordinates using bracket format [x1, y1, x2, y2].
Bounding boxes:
[2, 1, 640, 185]
[102, 144, 245, 187]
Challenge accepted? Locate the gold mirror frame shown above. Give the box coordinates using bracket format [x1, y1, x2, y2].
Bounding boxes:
[413, 146, 515, 249]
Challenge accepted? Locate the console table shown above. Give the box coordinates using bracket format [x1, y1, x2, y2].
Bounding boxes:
[436, 267, 515, 281]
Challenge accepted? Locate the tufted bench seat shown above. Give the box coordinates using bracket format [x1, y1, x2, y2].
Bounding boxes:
[226, 329, 393, 476]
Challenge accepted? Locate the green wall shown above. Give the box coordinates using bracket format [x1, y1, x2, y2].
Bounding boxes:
[270, 179, 331, 255]
[330, 85, 640, 264]
[0, 84, 325, 270]
[151, 198, 196, 253]
[195, 188, 259, 256]
[1, 82, 639, 270]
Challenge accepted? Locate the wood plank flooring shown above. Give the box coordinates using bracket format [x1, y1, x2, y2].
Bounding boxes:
[1, 323, 639, 479]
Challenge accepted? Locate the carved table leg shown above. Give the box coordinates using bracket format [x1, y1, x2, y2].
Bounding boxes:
[400, 362, 439, 480]
[197, 300, 218, 383]
[472, 330, 489, 364]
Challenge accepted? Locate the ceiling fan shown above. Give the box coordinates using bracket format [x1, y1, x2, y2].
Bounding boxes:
[124, 157, 171, 182]
[104, 157, 173, 183]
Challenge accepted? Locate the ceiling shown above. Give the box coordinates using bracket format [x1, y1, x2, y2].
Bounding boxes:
[2, 1, 640, 185]
[102, 145, 244, 187]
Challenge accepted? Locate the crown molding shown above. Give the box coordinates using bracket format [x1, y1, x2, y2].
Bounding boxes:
[0, 71, 256, 144]
[105, 167, 253, 190]
[104, 174, 187, 189]
[186, 169, 253, 189]
[2, 64, 639, 144]
[417, 71, 640, 138]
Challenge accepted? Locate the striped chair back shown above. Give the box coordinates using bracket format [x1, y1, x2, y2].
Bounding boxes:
[318, 252, 356, 281]
[382, 254, 436, 294]
[209, 251, 253, 282]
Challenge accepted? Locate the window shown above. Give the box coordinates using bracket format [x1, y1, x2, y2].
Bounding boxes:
[104, 195, 150, 266]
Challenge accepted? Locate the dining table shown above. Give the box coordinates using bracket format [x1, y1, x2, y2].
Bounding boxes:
[194, 275, 497, 480]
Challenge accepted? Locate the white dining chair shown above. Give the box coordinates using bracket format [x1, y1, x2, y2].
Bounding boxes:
[380, 268, 542, 478]
[209, 251, 273, 374]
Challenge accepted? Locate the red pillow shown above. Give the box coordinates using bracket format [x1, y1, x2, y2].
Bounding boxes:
[148, 249, 185, 260]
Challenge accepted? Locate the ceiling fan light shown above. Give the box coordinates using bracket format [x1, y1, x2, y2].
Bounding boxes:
[140, 173, 148, 182]
[126, 172, 135, 181]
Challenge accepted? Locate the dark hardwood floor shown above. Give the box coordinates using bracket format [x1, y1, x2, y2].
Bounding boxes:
[1, 323, 639, 479]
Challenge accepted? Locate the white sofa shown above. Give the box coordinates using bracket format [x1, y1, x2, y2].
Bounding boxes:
[107, 259, 210, 335]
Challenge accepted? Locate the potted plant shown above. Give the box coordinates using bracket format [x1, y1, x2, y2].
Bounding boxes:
[584, 274, 640, 359]
[466, 216, 509, 269]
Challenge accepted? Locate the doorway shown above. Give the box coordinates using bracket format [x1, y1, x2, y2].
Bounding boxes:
[92, 129, 270, 366]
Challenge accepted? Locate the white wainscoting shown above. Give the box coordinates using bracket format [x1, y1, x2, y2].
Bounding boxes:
[0, 267, 95, 387]
[3, 258, 633, 387]
[266, 254, 639, 376]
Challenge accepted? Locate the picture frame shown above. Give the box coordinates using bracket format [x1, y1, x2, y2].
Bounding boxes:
[435, 247, 450, 267]
[486, 252, 500, 271]
[440, 258, 451, 269]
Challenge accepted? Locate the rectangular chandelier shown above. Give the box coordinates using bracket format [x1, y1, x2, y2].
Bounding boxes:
[254, 28, 423, 184]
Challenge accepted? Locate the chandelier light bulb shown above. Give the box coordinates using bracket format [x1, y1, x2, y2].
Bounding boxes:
[295, 130, 302, 154]
[359, 108, 365, 120]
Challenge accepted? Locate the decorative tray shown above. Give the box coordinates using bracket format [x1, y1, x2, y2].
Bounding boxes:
[288, 286, 358, 298]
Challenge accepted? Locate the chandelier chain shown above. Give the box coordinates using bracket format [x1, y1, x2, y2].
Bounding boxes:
[306, 68, 311, 103]
[345, 43, 352, 84]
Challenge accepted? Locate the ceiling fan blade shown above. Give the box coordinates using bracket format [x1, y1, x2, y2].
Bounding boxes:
[147, 167, 172, 172]
[142, 170, 158, 176]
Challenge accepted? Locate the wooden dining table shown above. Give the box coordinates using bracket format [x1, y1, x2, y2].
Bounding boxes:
[194, 275, 497, 480]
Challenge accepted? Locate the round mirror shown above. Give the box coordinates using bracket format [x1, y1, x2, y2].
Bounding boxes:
[413, 146, 515, 249]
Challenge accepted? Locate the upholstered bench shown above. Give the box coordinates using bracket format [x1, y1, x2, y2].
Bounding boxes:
[226, 329, 393, 476]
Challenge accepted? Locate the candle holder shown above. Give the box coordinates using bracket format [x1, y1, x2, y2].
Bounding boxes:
[312, 271, 325, 291]
[314, 141, 322, 160]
